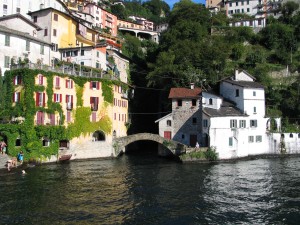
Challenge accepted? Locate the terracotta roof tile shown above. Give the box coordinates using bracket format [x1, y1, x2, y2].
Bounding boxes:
[168, 87, 201, 99]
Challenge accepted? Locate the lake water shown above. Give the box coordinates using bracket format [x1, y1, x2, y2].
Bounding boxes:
[0, 152, 299, 225]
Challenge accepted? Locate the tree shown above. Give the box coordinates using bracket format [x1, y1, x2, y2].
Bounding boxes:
[111, 4, 128, 20]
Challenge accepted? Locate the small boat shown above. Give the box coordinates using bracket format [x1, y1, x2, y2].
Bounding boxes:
[58, 154, 72, 161]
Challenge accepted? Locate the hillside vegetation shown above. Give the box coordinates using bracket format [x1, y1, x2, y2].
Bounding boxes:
[117, 0, 300, 133]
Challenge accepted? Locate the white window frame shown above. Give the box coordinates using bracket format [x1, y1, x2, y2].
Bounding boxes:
[250, 120, 257, 128]
[256, 135, 262, 142]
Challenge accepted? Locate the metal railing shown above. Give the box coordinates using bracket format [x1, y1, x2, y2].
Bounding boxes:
[10, 62, 118, 80]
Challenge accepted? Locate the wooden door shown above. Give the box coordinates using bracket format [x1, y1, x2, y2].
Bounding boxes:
[190, 134, 197, 147]
[164, 131, 171, 140]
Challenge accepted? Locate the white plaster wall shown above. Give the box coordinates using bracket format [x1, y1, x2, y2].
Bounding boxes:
[202, 92, 222, 109]
[0, 0, 68, 18]
[270, 133, 300, 154]
[157, 114, 173, 138]
[235, 71, 253, 81]
[243, 88, 265, 116]
[220, 81, 245, 111]
[209, 116, 269, 159]
[70, 134, 114, 159]
[0, 32, 51, 74]
[0, 19, 38, 36]
[226, 0, 259, 17]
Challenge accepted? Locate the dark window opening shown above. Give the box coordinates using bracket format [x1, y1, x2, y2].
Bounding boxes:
[177, 99, 182, 107]
[15, 138, 21, 146]
[192, 99, 196, 106]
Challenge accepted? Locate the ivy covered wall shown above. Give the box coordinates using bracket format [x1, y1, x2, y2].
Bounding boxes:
[0, 68, 126, 161]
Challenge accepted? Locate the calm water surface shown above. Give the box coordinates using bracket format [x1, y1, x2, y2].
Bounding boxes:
[0, 153, 299, 225]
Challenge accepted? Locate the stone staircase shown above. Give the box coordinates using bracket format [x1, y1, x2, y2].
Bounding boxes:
[0, 154, 10, 170]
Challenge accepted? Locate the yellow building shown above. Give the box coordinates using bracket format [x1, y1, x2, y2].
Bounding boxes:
[11, 69, 129, 160]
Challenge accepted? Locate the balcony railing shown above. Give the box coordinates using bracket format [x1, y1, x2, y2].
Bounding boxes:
[10, 62, 118, 80]
[66, 102, 73, 110]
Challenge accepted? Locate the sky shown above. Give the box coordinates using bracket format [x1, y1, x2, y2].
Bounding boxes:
[165, 0, 206, 9]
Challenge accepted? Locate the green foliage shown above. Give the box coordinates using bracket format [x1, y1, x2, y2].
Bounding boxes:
[0, 68, 116, 161]
[204, 146, 218, 161]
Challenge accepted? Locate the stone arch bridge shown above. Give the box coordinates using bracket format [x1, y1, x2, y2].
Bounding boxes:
[113, 133, 187, 156]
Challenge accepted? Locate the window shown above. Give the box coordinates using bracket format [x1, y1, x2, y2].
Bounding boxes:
[236, 89, 239, 97]
[33, 16, 37, 23]
[258, 20, 262, 26]
[248, 136, 254, 143]
[44, 29, 48, 36]
[55, 76, 60, 88]
[3, 4, 7, 15]
[66, 79, 73, 89]
[242, 1, 244, 5]
[250, 120, 257, 127]
[167, 120, 171, 126]
[4, 56, 10, 68]
[229, 3, 232, 7]
[14, 75, 22, 85]
[26, 40, 30, 51]
[236, 2, 238, 6]
[256, 135, 262, 142]
[290, 133, 293, 138]
[253, 91, 256, 96]
[96, 62, 100, 68]
[192, 118, 197, 124]
[209, 98, 213, 105]
[203, 119, 208, 128]
[229, 137, 233, 147]
[239, 120, 246, 128]
[230, 119, 237, 128]
[90, 81, 100, 90]
[242, 9, 244, 13]
[81, 49, 84, 56]
[38, 74, 44, 85]
[254, 107, 257, 114]
[16, 7, 20, 13]
[13, 92, 21, 103]
[5, 35, 10, 46]
[53, 93, 62, 103]
[53, 29, 57, 36]
[247, 8, 250, 12]
[97, 51, 100, 57]
[247, 0, 249, 4]
[182, 134, 185, 139]
[36, 92, 45, 107]
[53, 13, 58, 21]
[177, 99, 182, 107]
[40, 45, 44, 55]
[81, 61, 84, 66]
[192, 99, 196, 106]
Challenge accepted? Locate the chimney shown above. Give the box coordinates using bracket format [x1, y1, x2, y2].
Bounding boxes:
[235, 69, 239, 80]
[190, 83, 194, 89]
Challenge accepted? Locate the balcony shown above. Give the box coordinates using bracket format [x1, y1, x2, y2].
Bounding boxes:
[66, 102, 73, 110]
[91, 104, 98, 111]
[10, 62, 118, 80]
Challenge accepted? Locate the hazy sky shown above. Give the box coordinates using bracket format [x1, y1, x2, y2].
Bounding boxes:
[165, 0, 206, 8]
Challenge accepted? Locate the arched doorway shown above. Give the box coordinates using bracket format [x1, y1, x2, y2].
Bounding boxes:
[93, 130, 105, 141]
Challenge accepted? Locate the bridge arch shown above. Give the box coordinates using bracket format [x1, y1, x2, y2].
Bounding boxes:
[112, 133, 187, 156]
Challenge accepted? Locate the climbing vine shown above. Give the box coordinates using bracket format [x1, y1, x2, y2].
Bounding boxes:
[0, 68, 123, 161]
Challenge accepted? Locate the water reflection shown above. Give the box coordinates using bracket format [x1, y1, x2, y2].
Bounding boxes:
[0, 155, 299, 224]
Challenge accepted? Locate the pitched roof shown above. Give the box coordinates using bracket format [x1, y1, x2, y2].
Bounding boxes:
[223, 79, 265, 89]
[168, 87, 201, 99]
[203, 101, 247, 117]
[0, 13, 42, 30]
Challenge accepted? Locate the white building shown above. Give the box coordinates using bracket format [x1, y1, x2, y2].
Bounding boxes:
[0, 14, 53, 74]
[155, 69, 300, 160]
[0, 0, 69, 18]
[202, 70, 270, 159]
[60, 44, 107, 71]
